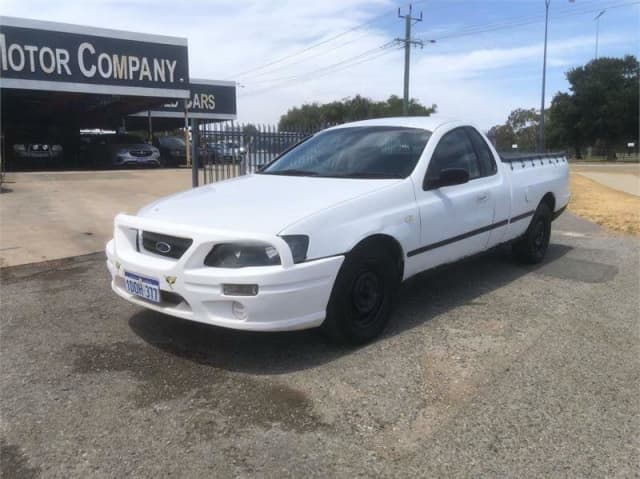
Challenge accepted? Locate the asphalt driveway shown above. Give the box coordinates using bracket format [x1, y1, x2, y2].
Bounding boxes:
[1, 213, 638, 478]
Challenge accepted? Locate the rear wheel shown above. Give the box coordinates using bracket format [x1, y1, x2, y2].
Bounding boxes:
[512, 202, 552, 264]
[322, 245, 400, 345]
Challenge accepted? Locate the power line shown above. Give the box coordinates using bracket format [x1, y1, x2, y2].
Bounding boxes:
[226, 0, 428, 80]
[240, 46, 403, 98]
[414, 0, 639, 43]
[237, 23, 395, 81]
[412, 0, 605, 39]
[247, 41, 398, 85]
[237, 0, 638, 102]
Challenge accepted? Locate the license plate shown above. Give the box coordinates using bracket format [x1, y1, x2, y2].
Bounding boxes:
[124, 271, 160, 303]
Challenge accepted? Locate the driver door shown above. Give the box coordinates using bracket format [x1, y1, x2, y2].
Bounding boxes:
[410, 127, 496, 271]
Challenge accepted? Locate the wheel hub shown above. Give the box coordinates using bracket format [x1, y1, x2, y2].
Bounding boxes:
[352, 271, 381, 316]
[533, 219, 546, 250]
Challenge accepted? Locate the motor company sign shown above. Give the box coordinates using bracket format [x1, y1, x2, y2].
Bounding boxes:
[0, 16, 190, 98]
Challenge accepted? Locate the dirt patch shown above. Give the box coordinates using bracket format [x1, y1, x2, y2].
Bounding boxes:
[67, 341, 322, 434]
[0, 439, 41, 479]
[568, 173, 640, 235]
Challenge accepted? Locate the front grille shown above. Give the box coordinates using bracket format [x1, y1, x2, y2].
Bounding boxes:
[130, 150, 152, 157]
[141, 231, 193, 259]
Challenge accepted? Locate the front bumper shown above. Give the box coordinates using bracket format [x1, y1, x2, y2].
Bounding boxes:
[114, 153, 160, 166]
[106, 214, 344, 331]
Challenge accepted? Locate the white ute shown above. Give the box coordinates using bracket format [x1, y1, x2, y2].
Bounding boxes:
[106, 117, 569, 344]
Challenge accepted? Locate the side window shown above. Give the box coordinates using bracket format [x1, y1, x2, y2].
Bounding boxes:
[465, 127, 497, 177]
[424, 128, 481, 188]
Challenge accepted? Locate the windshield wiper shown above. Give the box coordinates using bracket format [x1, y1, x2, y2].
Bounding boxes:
[261, 169, 319, 176]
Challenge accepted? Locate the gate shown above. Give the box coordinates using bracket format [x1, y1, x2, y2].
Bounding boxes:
[198, 122, 312, 184]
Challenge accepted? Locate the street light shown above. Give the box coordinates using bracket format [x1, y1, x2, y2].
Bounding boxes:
[538, 0, 575, 153]
[594, 10, 606, 60]
[538, 0, 551, 153]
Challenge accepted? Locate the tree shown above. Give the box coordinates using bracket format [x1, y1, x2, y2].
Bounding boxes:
[488, 108, 540, 151]
[550, 55, 639, 159]
[278, 94, 437, 131]
[490, 55, 639, 158]
[546, 92, 584, 156]
[487, 123, 515, 151]
[242, 123, 259, 147]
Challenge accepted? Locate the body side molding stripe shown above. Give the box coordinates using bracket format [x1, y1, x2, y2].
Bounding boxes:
[510, 210, 535, 223]
[407, 209, 536, 258]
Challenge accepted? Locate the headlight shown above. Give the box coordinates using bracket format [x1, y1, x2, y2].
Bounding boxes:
[204, 242, 281, 268]
[281, 235, 309, 263]
[51, 145, 63, 152]
[13, 144, 26, 151]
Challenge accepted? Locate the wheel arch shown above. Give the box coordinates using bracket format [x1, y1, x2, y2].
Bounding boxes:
[540, 192, 556, 213]
[350, 234, 405, 280]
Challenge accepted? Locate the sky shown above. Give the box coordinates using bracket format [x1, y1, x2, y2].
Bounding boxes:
[1, 0, 638, 129]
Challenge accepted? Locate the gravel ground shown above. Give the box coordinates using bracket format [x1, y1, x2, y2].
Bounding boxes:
[1, 213, 638, 478]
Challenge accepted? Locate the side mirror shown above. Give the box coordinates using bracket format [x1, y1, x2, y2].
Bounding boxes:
[425, 168, 470, 189]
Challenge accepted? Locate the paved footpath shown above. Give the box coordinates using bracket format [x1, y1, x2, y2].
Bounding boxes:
[0, 169, 192, 267]
[572, 163, 640, 196]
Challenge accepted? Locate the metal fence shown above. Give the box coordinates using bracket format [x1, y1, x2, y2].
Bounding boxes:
[197, 122, 314, 184]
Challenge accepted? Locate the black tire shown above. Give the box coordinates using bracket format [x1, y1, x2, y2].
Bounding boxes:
[512, 202, 552, 264]
[322, 245, 400, 345]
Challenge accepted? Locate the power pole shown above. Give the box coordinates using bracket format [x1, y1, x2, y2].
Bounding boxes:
[397, 4, 423, 116]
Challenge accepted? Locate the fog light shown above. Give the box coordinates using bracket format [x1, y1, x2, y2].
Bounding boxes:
[232, 301, 247, 320]
[223, 284, 258, 296]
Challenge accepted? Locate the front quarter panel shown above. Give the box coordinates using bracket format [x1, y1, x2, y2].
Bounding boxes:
[280, 180, 420, 274]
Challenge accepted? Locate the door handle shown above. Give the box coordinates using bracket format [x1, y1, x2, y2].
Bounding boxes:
[477, 192, 489, 202]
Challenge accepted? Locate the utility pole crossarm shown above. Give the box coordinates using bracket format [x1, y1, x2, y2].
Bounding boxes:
[395, 38, 424, 47]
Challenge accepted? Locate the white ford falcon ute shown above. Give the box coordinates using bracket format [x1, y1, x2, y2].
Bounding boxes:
[106, 117, 569, 344]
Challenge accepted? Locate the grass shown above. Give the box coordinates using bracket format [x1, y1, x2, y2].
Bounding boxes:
[568, 172, 640, 236]
[570, 154, 640, 163]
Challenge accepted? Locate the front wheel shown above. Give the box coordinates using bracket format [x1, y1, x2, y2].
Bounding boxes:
[322, 246, 400, 345]
[512, 202, 552, 264]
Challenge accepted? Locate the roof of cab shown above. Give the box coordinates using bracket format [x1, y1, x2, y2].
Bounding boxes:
[325, 115, 460, 132]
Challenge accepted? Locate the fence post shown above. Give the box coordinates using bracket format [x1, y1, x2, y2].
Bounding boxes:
[184, 100, 191, 168]
[191, 119, 199, 188]
[240, 122, 247, 176]
[214, 122, 219, 183]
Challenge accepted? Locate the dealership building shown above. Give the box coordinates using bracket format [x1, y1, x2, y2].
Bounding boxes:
[0, 16, 237, 171]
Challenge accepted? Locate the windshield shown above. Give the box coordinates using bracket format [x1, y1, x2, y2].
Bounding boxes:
[261, 126, 431, 178]
[159, 137, 185, 148]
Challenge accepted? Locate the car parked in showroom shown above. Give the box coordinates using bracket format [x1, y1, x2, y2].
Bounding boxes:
[202, 142, 237, 164]
[224, 141, 246, 160]
[87, 134, 160, 168]
[106, 117, 569, 344]
[153, 136, 186, 167]
[12, 141, 63, 168]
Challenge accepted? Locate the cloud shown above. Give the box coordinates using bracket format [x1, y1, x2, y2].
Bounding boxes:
[0, 1, 636, 129]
